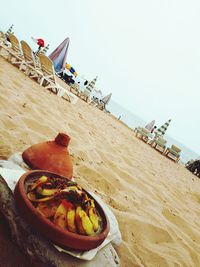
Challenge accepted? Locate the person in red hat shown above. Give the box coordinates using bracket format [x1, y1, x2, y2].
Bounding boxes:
[31, 37, 45, 55]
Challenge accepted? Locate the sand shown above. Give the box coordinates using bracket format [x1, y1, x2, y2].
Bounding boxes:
[1, 56, 200, 267]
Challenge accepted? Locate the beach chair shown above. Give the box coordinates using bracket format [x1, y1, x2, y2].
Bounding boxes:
[135, 126, 142, 136]
[96, 100, 106, 110]
[55, 76, 78, 104]
[37, 53, 61, 93]
[19, 40, 42, 78]
[7, 34, 23, 65]
[135, 127, 153, 143]
[164, 145, 181, 163]
[79, 88, 91, 102]
[0, 31, 7, 46]
[0, 31, 9, 55]
[70, 83, 81, 96]
[88, 96, 100, 107]
[38, 53, 77, 103]
[151, 136, 167, 154]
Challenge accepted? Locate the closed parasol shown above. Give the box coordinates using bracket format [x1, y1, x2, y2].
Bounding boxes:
[145, 120, 155, 131]
[101, 93, 112, 105]
[49, 38, 70, 72]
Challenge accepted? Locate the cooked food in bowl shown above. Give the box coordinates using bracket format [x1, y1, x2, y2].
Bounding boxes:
[14, 170, 109, 251]
[26, 175, 102, 236]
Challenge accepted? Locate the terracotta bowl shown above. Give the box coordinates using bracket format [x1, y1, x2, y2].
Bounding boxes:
[14, 170, 110, 251]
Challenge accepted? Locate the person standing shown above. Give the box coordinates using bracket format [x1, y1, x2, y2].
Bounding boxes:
[151, 126, 157, 133]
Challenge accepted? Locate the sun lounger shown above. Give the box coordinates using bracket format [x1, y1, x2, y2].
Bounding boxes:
[70, 83, 81, 96]
[164, 145, 181, 163]
[135, 127, 153, 143]
[96, 100, 106, 110]
[151, 136, 167, 153]
[0, 31, 9, 47]
[7, 33, 23, 65]
[38, 53, 77, 103]
[37, 53, 61, 92]
[88, 96, 100, 107]
[55, 76, 78, 104]
[135, 127, 142, 136]
[79, 88, 91, 102]
[0, 32, 9, 55]
[19, 40, 42, 78]
[0, 33, 23, 65]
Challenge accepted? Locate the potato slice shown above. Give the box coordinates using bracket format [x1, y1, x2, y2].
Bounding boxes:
[75, 206, 86, 235]
[54, 202, 68, 229]
[30, 176, 48, 191]
[67, 209, 77, 233]
[36, 186, 58, 196]
[79, 210, 95, 236]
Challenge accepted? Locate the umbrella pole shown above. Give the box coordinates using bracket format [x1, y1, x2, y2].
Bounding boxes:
[35, 45, 42, 56]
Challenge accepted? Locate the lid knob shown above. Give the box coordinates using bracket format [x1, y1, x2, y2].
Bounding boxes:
[55, 133, 70, 147]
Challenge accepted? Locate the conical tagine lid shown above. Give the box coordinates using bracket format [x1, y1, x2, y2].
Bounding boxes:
[22, 133, 73, 179]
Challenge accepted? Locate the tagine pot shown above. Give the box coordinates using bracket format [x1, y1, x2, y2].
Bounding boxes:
[14, 170, 110, 251]
[22, 133, 73, 179]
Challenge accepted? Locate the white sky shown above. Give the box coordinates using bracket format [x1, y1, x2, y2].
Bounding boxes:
[1, 0, 200, 154]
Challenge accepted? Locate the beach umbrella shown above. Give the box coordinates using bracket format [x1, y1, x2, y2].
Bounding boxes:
[66, 63, 78, 77]
[94, 89, 103, 99]
[5, 24, 14, 37]
[49, 37, 70, 72]
[101, 93, 112, 105]
[86, 76, 98, 93]
[145, 120, 155, 131]
[156, 119, 171, 136]
[41, 44, 50, 55]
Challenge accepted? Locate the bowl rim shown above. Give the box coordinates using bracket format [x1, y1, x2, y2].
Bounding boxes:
[15, 170, 110, 247]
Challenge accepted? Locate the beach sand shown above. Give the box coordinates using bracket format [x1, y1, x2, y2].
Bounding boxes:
[1, 56, 200, 267]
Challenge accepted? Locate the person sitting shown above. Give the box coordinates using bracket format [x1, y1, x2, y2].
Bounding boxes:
[64, 73, 74, 84]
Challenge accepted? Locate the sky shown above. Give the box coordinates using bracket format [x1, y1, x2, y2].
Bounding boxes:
[1, 0, 200, 154]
